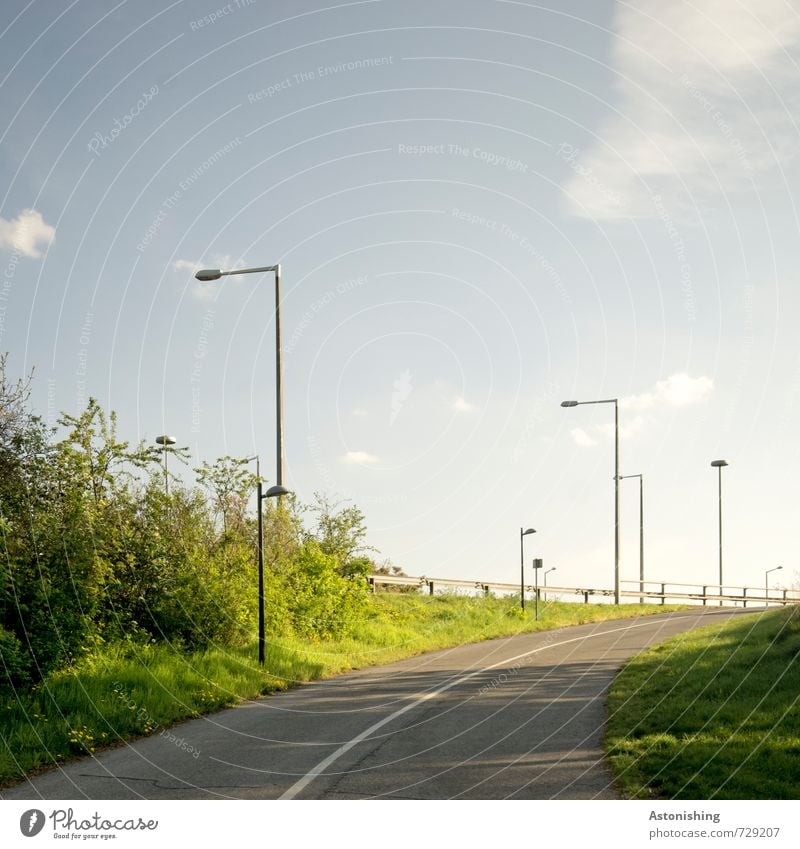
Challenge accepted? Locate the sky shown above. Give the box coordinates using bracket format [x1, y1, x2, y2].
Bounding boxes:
[1, 0, 799, 598]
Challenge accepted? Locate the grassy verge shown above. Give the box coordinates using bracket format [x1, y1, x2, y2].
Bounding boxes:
[606, 605, 800, 799]
[1, 593, 683, 785]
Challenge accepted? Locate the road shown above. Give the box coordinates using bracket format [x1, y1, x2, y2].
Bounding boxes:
[1, 606, 761, 800]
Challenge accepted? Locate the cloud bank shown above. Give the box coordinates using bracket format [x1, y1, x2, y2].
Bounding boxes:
[562, 0, 800, 219]
[570, 372, 712, 446]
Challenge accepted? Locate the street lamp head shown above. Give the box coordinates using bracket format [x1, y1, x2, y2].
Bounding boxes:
[195, 269, 222, 281]
[561, 400, 579, 407]
[265, 485, 291, 498]
[710, 459, 729, 467]
[522, 527, 536, 536]
[155, 435, 176, 446]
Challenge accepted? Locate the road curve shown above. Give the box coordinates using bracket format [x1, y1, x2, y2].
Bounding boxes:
[2, 607, 761, 801]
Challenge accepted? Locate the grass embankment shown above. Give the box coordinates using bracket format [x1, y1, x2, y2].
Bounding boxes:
[1, 593, 683, 785]
[606, 605, 800, 799]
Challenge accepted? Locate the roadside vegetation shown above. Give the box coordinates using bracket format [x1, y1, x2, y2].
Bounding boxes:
[606, 605, 800, 799]
[1, 593, 682, 785]
[0, 353, 685, 786]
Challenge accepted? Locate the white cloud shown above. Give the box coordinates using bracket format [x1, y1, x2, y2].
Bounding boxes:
[561, 0, 800, 219]
[174, 254, 245, 300]
[390, 370, 413, 425]
[342, 451, 379, 465]
[570, 374, 710, 446]
[190, 282, 220, 303]
[599, 415, 646, 440]
[571, 427, 597, 447]
[0, 209, 55, 258]
[173, 259, 201, 273]
[173, 253, 245, 273]
[453, 395, 477, 413]
[623, 373, 713, 411]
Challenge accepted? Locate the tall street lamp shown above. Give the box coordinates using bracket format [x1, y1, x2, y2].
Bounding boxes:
[543, 566, 556, 601]
[154, 434, 176, 495]
[618, 473, 644, 603]
[561, 397, 620, 604]
[765, 565, 782, 607]
[195, 264, 285, 486]
[519, 527, 536, 611]
[710, 459, 729, 606]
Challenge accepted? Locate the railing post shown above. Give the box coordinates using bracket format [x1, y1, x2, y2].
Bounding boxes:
[661, 583, 666, 606]
[702, 586, 707, 606]
[428, 581, 434, 596]
[483, 584, 490, 598]
[742, 588, 747, 608]
[368, 577, 375, 594]
[783, 589, 788, 605]
[583, 591, 589, 604]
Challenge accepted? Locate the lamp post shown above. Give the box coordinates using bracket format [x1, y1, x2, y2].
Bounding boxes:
[710, 460, 728, 606]
[532, 558, 543, 621]
[618, 473, 644, 603]
[520, 527, 536, 611]
[765, 565, 783, 607]
[561, 398, 620, 604]
[195, 264, 285, 487]
[543, 566, 556, 601]
[154, 434, 176, 495]
[244, 454, 292, 665]
[257, 482, 291, 665]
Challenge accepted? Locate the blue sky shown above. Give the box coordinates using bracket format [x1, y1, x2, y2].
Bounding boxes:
[1, 0, 798, 596]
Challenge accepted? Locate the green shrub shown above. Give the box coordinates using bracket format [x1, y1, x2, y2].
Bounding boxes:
[282, 541, 369, 640]
[0, 624, 30, 696]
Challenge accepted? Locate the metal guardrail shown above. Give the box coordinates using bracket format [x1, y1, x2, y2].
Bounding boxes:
[368, 573, 800, 607]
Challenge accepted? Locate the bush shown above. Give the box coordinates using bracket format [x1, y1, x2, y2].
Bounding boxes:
[282, 541, 369, 640]
[0, 624, 30, 696]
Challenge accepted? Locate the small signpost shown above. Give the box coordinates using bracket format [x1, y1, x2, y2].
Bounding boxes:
[532, 558, 543, 621]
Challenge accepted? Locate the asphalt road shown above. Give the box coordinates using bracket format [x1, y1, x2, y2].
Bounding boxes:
[2, 606, 761, 800]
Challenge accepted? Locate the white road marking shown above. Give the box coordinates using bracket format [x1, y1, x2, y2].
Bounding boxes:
[279, 613, 710, 799]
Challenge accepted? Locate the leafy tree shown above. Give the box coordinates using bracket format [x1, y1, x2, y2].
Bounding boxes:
[0, 355, 382, 688]
[306, 492, 376, 579]
[56, 398, 167, 505]
[195, 456, 257, 535]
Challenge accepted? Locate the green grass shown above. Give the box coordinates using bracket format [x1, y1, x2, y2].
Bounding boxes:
[1, 592, 683, 786]
[606, 605, 800, 800]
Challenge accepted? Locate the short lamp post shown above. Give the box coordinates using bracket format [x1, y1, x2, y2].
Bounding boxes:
[246, 451, 292, 666]
[257, 480, 291, 666]
[155, 434, 176, 495]
[543, 566, 556, 601]
[765, 566, 783, 607]
[520, 528, 536, 611]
